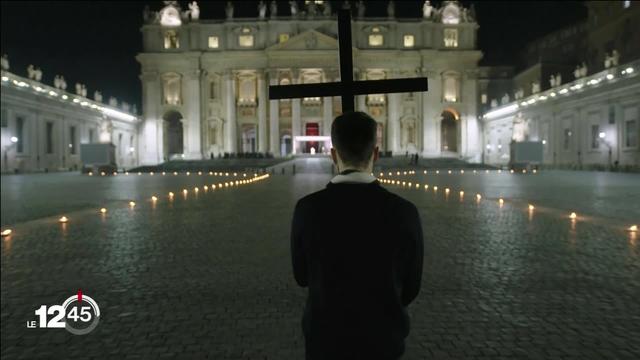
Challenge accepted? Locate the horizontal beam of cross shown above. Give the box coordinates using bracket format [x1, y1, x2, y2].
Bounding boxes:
[269, 78, 429, 100]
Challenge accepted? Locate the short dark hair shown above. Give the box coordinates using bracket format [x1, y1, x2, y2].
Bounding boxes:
[330, 111, 378, 167]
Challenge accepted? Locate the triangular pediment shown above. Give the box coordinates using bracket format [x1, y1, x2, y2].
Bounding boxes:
[266, 29, 338, 51]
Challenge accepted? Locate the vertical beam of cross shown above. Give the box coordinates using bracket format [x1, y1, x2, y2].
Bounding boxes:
[337, 9, 355, 112]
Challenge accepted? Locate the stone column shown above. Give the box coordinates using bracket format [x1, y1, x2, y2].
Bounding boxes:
[223, 71, 237, 154]
[387, 92, 400, 154]
[139, 71, 162, 165]
[323, 96, 333, 136]
[184, 69, 203, 160]
[422, 68, 439, 157]
[291, 70, 301, 154]
[268, 71, 280, 156]
[257, 71, 267, 153]
[323, 68, 337, 140]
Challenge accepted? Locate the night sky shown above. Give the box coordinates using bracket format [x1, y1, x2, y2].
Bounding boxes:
[1, 1, 587, 110]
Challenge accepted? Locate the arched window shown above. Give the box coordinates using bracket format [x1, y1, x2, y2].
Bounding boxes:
[237, 72, 256, 105]
[442, 72, 460, 103]
[302, 70, 322, 105]
[162, 73, 182, 105]
[164, 30, 179, 49]
[444, 29, 458, 48]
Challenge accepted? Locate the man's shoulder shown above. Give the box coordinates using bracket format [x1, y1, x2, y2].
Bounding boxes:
[295, 188, 330, 208]
[296, 183, 417, 212]
[385, 189, 419, 214]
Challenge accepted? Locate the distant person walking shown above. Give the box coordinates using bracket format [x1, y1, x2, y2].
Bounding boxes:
[291, 111, 424, 360]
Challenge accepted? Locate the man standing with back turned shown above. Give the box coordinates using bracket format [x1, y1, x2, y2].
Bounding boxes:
[291, 111, 424, 360]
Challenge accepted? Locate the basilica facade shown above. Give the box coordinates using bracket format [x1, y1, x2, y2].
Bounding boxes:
[137, 1, 482, 165]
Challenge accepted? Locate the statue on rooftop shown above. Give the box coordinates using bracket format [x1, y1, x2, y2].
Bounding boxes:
[531, 81, 540, 94]
[75, 83, 82, 95]
[258, 1, 267, 19]
[34, 67, 42, 82]
[387, 0, 395, 18]
[611, 50, 620, 66]
[109, 97, 118, 107]
[270, 1, 278, 18]
[27, 65, 36, 80]
[555, 73, 561, 86]
[143, 5, 152, 23]
[188, 1, 200, 21]
[323, 1, 331, 16]
[423, 1, 433, 19]
[1, 54, 9, 71]
[81, 84, 88, 97]
[549, 74, 556, 87]
[579, 62, 588, 77]
[307, 1, 318, 17]
[59, 76, 67, 90]
[356, 1, 366, 18]
[289, 0, 299, 18]
[94, 91, 103, 103]
[225, 1, 234, 19]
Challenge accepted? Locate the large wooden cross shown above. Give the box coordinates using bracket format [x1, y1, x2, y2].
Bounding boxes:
[268, 9, 429, 112]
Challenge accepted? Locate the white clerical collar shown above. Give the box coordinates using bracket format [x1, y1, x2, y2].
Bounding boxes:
[330, 171, 377, 184]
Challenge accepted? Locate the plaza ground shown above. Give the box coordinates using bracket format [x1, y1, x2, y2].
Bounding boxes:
[1, 157, 639, 359]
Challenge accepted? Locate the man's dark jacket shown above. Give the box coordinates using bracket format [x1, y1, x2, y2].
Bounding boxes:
[291, 179, 424, 360]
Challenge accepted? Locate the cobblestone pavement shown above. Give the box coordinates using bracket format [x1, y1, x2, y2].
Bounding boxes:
[1, 159, 639, 359]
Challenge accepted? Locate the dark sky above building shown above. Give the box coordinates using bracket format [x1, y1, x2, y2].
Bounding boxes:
[1, 1, 587, 109]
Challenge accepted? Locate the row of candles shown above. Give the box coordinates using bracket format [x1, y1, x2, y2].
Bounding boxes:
[377, 173, 637, 234]
[88, 170, 250, 177]
[0, 173, 271, 238]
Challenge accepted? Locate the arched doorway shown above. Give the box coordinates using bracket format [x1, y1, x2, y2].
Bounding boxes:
[281, 134, 292, 157]
[241, 124, 257, 153]
[440, 109, 458, 153]
[163, 110, 184, 158]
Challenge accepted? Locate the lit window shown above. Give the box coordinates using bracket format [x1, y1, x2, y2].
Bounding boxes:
[279, 33, 290, 43]
[162, 73, 182, 105]
[164, 30, 179, 49]
[443, 74, 459, 102]
[444, 29, 458, 48]
[303, 97, 321, 105]
[369, 34, 384, 46]
[367, 94, 386, 105]
[403, 35, 415, 48]
[208, 36, 219, 48]
[239, 35, 254, 47]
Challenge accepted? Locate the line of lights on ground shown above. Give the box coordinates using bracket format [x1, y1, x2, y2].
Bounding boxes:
[0, 172, 270, 239]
